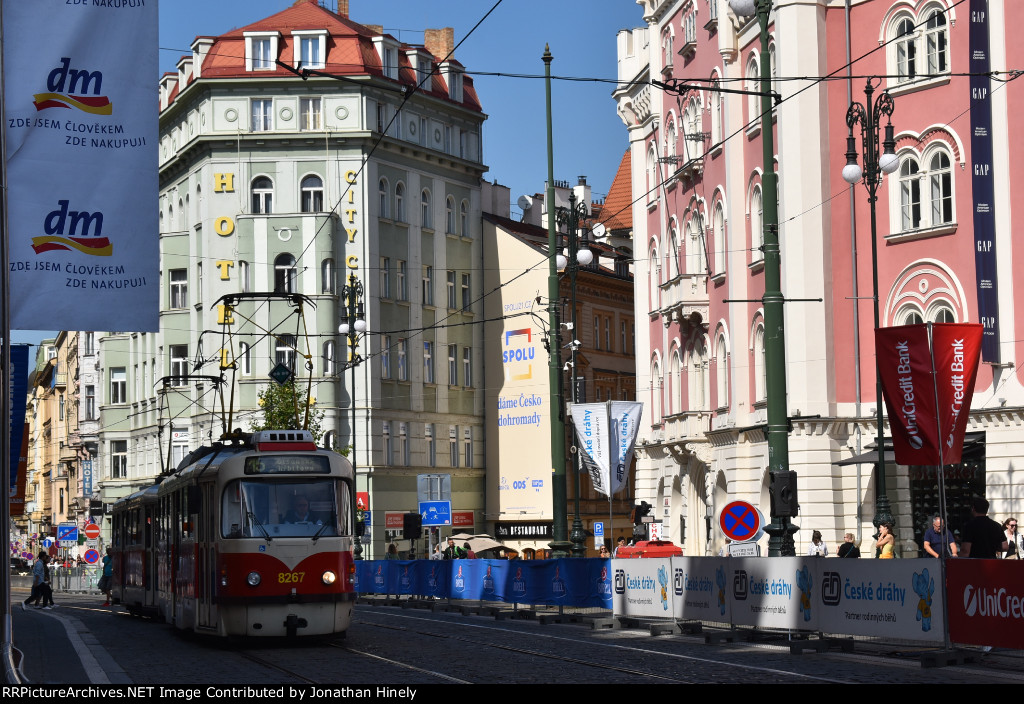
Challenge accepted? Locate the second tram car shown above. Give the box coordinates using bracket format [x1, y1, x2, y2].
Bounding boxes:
[112, 430, 356, 637]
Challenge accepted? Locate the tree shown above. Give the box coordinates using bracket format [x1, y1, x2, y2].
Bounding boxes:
[249, 379, 324, 445]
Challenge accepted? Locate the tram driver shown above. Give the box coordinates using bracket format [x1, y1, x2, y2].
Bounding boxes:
[283, 495, 321, 524]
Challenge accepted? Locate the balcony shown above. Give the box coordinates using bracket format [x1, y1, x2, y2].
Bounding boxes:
[660, 273, 708, 327]
[662, 411, 708, 443]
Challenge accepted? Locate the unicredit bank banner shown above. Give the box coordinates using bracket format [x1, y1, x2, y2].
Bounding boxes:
[2, 1, 159, 332]
[946, 559, 1024, 649]
[875, 323, 982, 465]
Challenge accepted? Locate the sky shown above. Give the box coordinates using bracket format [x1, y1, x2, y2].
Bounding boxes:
[12, 0, 645, 348]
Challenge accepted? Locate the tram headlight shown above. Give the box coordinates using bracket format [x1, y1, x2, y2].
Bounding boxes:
[246, 571, 262, 587]
[321, 570, 337, 585]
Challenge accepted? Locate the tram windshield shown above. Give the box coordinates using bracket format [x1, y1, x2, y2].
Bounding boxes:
[221, 477, 352, 539]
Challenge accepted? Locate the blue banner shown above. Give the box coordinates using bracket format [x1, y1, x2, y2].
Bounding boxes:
[969, 0, 1000, 362]
[357, 558, 614, 609]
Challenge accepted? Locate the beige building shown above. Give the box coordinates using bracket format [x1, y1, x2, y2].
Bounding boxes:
[482, 178, 636, 556]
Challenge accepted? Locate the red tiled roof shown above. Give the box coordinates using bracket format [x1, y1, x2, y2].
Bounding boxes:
[596, 148, 632, 233]
[169, 0, 480, 112]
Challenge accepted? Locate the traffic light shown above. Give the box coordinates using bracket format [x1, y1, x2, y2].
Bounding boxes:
[769, 470, 799, 518]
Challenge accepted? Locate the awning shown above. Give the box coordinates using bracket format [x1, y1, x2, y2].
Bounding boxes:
[834, 431, 985, 466]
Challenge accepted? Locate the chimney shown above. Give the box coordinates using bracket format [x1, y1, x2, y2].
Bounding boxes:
[424, 28, 454, 60]
[365, 24, 383, 34]
[336, 0, 349, 17]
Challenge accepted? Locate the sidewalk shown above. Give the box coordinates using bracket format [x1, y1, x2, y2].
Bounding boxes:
[10, 590, 129, 684]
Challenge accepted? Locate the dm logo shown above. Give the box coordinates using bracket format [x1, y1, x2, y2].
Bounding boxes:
[502, 328, 535, 381]
[32, 200, 112, 257]
[34, 57, 112, 115]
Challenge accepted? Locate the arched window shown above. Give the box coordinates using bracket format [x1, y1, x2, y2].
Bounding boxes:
[669, 350, 682, 416]
[322, 340, 336, 376]
[321, 258, 335, 294]
[378, 178, 389, 218]
[715, 335, 728, 409]
[446, 195, 456, 234]
[899, 157, 922, 230]
[647, 146, 658, 204]
[930, 304, 955, 323]
[713, 201, 726, 275]
[686, 214, 702, 276]
[650, 358, 663, 424]
[666, 116, 677, 160]
[251, 176, 273, 214]
[689, 338, 708, 411]
[301, 175, 323, 212]
[753, 324, 766, 402]
[649, 246, 661, 309]
[925, 10, 948, 73]
[274, 253, 297, 293]
[421, 189, 432, 229]
[895, 17, 917, 82]
[669, 227, 681, 279]
[683, 99, 701, 160]
[928, 149, 953, 226]
[394, 182, 406, 222]
[711, 74, 724, 145]
[750, 184, 763, 263]
[746, 55, 760, 126]
[461, 200, 469, 237]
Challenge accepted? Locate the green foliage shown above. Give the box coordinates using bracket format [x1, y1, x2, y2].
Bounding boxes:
[249, 379, 324, 445]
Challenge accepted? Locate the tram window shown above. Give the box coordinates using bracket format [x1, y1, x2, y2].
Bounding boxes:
[222, 478, 343, 538]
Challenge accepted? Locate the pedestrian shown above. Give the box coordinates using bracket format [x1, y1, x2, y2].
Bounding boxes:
[876, 522, 895, 559]
[1002, 517, 1021, 559]
[807, 530, 828, 557]
[22, 551, 47, 610]
[385, 543, 398, 560]
[429, 543, 442, 560]
[837, 533, 861, 558]
[442, 537, 465, 560]
[613, 537, 627, 557]
[100, 547, 114, 606]
[922, 516, 958, 558]
[38, 554, 57, 609]
[463, 542, 476, 559]
[599, 544, 611, 558]
[961, 497, 1008, 558]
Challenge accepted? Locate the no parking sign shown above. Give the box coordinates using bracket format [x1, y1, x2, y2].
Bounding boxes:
[719, 501, 764, 543]
[83, 549, 100, 564]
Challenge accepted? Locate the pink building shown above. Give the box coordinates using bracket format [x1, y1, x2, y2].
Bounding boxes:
[615, 0, 1022, 556]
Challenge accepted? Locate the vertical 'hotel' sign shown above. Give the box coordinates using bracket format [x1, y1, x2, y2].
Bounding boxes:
[2, 1, 158, 332]
[968, 0, 999, 362]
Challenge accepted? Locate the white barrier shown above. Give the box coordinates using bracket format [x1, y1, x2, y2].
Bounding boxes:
[614, 556, 944, 642]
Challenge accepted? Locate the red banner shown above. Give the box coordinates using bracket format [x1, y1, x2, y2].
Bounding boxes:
[875, 323, 982, 465]
[946, 559, 1024, 649]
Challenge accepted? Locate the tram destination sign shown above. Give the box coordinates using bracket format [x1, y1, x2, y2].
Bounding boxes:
[244, 456, 331, 474]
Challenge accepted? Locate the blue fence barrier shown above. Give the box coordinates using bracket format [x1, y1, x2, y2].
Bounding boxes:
[356, 558, 613, 609]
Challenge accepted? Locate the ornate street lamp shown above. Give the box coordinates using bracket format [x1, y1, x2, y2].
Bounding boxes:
[556, 191, 594, 558]
[338, 273, 367, 558]
[842, 77, 900, 537]
[729, 0, 796, 555]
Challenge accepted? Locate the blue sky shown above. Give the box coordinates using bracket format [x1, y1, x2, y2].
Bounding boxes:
[13, 0, 644, 348]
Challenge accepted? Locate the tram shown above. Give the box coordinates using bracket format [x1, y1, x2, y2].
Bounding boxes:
[111, 429, 356, 637]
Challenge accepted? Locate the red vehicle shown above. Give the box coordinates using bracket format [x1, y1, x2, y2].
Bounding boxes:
[111, 430, 356, 637]
[615, 540, 684, 559]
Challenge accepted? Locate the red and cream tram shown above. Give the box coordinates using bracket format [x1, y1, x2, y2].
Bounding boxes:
[112, 430, 356, 637]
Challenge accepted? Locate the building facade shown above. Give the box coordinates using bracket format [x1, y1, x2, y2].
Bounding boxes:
[615, 0, 1023, 556]
[89, 0, 488, 557]
[482, 178, 637, 555]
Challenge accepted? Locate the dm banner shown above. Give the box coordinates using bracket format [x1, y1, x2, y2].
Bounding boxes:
[876, 324, 982, 465]
[2, 1, 159, 331]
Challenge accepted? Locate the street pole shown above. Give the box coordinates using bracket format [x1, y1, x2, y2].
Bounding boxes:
[557, 192, 594, 558]
[842, 77, 899, 539]
[544, 45, 570, 559]
[730, 0, 795, 555]
[339, 273, 366, 558]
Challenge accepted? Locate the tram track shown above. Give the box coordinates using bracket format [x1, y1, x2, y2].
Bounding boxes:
[354, 609, 853, 684]
[354, 618, 694, 683]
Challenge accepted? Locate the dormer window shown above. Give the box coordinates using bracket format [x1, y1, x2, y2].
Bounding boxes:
[405, 49, 434, 85]
[292, 30, 327, 70]
[439, 61, 463, 102]
[373, 36, 401, 80]
[245, 32, 279, 71]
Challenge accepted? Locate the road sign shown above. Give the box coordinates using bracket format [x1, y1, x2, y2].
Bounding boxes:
[83, 548, 100, 564]
[58, 523, 78, 548]
[594, 521, 604, 549]
[419, 500, 452, 526]
[719, 501, 763, 543]
[42, 537, 54, 549]
[84, 523, 101, 540]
